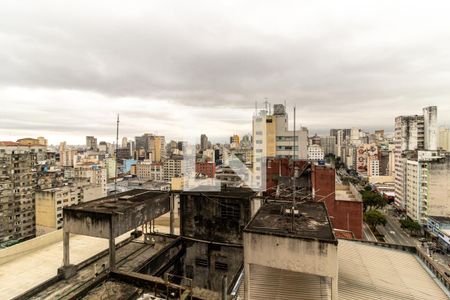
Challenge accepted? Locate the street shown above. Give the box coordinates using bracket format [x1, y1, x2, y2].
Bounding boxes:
[376, 207, 415, 246]
[363, 223, 377, 242]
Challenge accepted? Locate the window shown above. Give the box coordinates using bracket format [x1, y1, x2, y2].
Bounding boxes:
[195, 257, 208, 267]
[220, 199, 240, 219]
[215, 261, 228, 271]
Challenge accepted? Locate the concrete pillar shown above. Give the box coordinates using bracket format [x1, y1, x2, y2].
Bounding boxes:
[169, 193, 175, 235]
[331, 276, 338, 300]
[222, 275, 228, 300]
[63, 227, 70, 266]
[109, 219, 116, 271]
[244, 263, 250, 300]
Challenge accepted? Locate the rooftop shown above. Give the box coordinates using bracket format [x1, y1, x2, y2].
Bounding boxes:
[180, 187, 256, 199]
[65, 189, 168, 214]
[244, 201, 336, 243]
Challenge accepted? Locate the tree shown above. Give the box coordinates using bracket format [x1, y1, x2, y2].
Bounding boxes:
[364, 210, 387, 230]
[400, 218, 422, 235]
[361, 186, 387, 212]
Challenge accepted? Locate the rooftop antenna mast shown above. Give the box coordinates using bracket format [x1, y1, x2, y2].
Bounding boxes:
[291, 106, 296, 231]
[115, 114, 119, 199]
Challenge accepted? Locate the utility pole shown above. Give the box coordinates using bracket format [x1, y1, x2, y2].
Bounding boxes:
[115, 114, 119, 199]
[292, 106, 296, 232]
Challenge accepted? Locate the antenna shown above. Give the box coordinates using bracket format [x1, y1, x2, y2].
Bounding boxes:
[292, 106, 296, 232]
[115, 114, 119, 198]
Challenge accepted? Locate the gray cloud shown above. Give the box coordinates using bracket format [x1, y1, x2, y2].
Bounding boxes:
[1, 0, 450, 143]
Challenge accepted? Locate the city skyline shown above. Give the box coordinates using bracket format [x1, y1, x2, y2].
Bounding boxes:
[1, 1, 450, 143]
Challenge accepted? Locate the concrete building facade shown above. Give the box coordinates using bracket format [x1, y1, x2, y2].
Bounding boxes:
[0, 151, 37, 243]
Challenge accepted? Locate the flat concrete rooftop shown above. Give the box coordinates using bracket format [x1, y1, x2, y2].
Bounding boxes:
[180, 187, 256, 198]
[244, 202, 336, 243]
[66, 189, 168, 214]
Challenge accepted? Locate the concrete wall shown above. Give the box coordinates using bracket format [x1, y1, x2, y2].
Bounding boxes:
[35, 191, 56, 231]
[0, 229, 62, 265]
[180, 194, 251, 244]
[182, 241, 242, 291]
[429, 158, 450, 218]
[64, 193, 170, 238]
[368, 176, 395, 184]
[244, 232, 338, 278]
[64, 210, 112, 239]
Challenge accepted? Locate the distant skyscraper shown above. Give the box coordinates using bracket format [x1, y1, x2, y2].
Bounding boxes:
[86, 136, 98, 151]
[394, 114, 424, 210]
[122, 137, 128, 148]
[200, 134, 208, 151]
[423, 106, 438, 151]
[0, 148, 37, 243]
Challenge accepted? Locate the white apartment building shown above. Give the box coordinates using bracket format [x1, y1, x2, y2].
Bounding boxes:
[252, 104, 309, 188]
[395, 107, 438, 211]
[368, 158, 380, 177]
[307, 144, 324, 161]
[394, 114, 425, 209]
[405, 151, 450, 224]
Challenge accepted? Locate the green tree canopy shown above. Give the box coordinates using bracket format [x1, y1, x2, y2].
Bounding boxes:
[364, 210, 387, 229]
[361, 186, 386, 212]
[400, 218, 421, 234]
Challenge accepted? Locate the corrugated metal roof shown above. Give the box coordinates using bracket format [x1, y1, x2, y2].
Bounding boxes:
[245, 264, 330, 300]
[338, 239, 448, 300]
[238, 240, 449, 299]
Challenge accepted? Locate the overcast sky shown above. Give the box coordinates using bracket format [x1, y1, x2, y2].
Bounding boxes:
[1, 1, 450, 144]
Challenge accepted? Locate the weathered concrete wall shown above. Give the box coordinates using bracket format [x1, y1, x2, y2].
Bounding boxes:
[64, 210, 112, 239]
[113, 193, 170, 237]
[0, 229, 62, 265]
[180, 194, 251, 244]
[244, 232, 338, 278]
[64, 193, 170, 238]
[182, 241, 243, 292]
[428, 158, 450, 218]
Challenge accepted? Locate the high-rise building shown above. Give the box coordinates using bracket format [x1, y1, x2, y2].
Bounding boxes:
[252, 104, 308, 187]
[394, 114, 425, 209]
[149, 136, 165, 163]
[320, 136, 336, 156]
[121, 137, 128, 148]
[405, 151, 450, 224]
[439, 127, 450, 152]
[356, 143, 379, 176]
[200, 134, 208, 151]
[35, 185, 80, 235]
[423, 106, 438, 151]
[0, 149, 37, 243]
[86, 136, 98, 151]
[163, 158, 184, 181]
